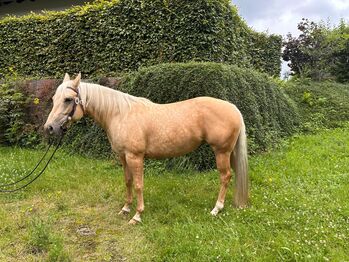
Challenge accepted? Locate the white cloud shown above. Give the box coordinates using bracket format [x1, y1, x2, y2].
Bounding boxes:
[331, 0, 349, 10]
[248, 12, 303, 36]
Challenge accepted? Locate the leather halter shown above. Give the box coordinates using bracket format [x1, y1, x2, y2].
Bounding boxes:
[66, 86, 84, 119]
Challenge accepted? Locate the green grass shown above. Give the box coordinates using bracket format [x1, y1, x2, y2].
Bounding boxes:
[0, 125, 349, 261]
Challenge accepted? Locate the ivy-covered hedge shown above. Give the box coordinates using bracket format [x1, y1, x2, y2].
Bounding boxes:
[0, 0, 281, 78]
[249, 33, 282, 77]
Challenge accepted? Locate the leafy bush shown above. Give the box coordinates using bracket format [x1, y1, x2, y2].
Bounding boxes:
[0, 79, 43, 147]
[119, 62, 300, 169]
[284, 79, 349, 132]
[332, 37, 349, 83]
[0, 81, 28, 145]
[0, 0, 281, 78]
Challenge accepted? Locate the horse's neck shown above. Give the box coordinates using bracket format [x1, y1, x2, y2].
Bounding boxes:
[81, 83, 119, 129]
[81, 83, 146, 130]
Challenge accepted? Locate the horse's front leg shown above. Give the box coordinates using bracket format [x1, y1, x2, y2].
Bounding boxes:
[118, 155, 133, 215]
[125, 153, 144, 225]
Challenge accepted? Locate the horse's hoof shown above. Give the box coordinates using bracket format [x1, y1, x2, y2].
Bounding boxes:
[118, 206, 130, 216]
[128, 218, 140, 225]
[210, 201, 224, 216]
[128, 213, 142, 225]
[118, 210, 129, 216]
[210, 206, 221, 216]
[210, 209, 219, 216]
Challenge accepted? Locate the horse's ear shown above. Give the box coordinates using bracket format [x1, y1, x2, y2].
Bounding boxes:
[63, 73, 70, 82]
[72, 72, 81, 88]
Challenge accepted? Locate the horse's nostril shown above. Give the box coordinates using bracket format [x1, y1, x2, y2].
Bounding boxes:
[45, 125, 54, 135]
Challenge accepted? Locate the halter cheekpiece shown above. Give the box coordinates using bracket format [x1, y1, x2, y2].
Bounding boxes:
[66, 86, 84, 118]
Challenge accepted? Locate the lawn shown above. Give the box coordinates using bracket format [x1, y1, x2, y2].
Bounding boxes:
[0, 125, 349, 261]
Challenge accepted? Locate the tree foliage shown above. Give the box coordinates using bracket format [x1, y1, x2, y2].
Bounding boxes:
[283, 18, 349, 82]
[331, 21, 349, 82]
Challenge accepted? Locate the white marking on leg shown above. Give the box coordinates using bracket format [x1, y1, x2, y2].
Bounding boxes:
[210, 201, 224, 216]
[122, 206, 131, 213]
[131, 212, 142, 223]
[118, 205, 131, 215]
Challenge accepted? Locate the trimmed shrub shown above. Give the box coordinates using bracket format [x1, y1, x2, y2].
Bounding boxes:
[249, 33, 282, 77]
[0, 0, 281, 78]
[284, 79, 349, 132]
[118, 62, 299, 169]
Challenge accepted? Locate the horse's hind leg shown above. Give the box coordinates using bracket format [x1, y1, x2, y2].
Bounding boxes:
[211, 151, 232, 216]
[118, 155, 133, 215]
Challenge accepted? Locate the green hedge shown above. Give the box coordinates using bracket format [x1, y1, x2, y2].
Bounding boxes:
[284, 79, 349, 132]
[0, 0, 281, 78]
[249, 33, 282, 77]
[122, 62, 299, 169]
[0, 63, 298, 170]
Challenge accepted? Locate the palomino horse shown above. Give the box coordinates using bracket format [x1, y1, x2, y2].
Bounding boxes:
[44, 73, 249, 224]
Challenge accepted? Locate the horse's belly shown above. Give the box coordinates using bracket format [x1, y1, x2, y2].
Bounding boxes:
[145, 133, 202, 159]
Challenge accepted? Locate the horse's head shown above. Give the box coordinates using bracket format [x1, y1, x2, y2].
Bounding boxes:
[44, 73, 84, 136]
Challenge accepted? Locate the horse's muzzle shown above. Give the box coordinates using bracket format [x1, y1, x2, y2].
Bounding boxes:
[44, 122, 64, 136]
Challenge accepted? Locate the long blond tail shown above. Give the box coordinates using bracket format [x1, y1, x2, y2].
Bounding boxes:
[231, 119, 249, 208]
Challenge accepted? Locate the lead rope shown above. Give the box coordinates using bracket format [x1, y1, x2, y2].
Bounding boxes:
[0, 143, 53, 188]
[0, 134, 64, 193]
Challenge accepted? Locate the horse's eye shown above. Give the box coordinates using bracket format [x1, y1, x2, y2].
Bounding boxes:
[64, 98, 73, 103]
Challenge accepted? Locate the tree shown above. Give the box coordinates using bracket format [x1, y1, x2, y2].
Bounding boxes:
[282, 18, 348, 82]
[331, 20, 349, 82]
[332, 40, 349, 82]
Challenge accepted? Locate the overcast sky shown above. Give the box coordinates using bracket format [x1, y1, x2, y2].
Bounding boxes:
[233, 0, 349, 37]
[233, 0, 349, 76]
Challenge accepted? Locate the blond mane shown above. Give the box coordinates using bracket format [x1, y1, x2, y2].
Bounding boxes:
[77, 82, 152, 120]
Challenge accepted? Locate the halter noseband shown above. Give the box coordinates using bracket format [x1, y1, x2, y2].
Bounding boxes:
[66, 86, 84, 120]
